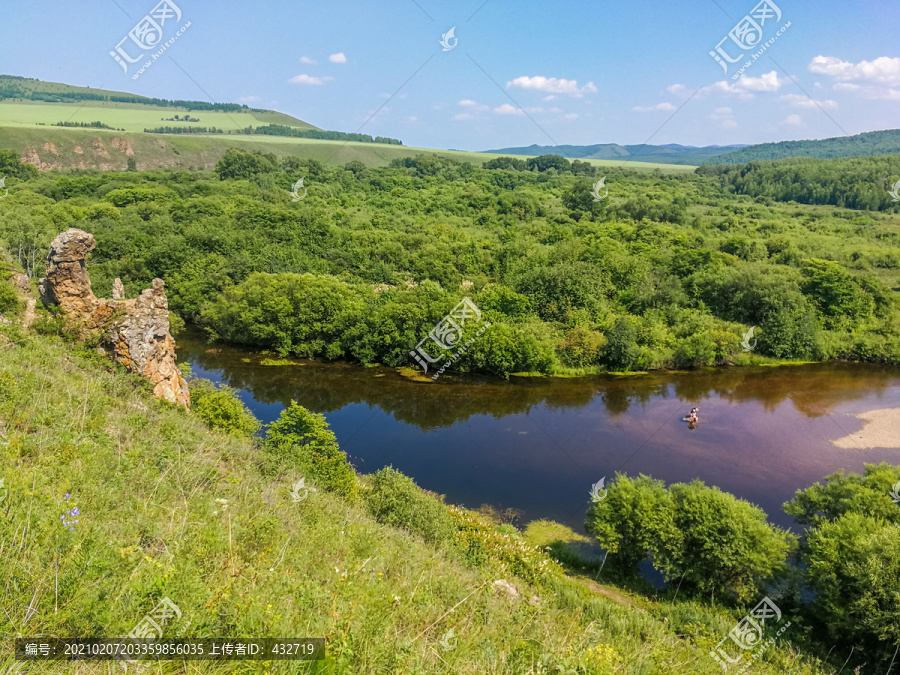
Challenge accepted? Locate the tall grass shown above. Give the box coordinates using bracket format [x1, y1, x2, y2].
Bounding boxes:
[0, 333, 846, 674]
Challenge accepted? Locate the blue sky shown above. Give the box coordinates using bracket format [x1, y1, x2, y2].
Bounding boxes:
[2, 0, 899, 150]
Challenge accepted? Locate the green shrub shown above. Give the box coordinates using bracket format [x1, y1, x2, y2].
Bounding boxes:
[265, 401, 358, 499]
[366, 467, 455, 545]
[188, 378, 260, 437]
[0, 272, 22, 316]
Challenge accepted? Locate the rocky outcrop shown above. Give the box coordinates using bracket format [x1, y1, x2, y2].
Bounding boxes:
[39, 228, 190, 408]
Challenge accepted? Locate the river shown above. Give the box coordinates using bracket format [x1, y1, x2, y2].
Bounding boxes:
[176, 328, 900, 532]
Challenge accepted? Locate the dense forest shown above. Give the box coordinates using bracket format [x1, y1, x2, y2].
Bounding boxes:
[711, 128, 900, 164]
[0, 75, 249, 112]
[700, 155, 900, 211]
[141, 123, 404, 145]
[0, 148, 898, 377]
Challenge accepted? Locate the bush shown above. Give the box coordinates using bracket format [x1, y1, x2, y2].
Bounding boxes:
[0, 271, 23, 316]
[365, 467, 455, 545]
[601, 318, 640, 371]
[189, 378, 260, 437]
[265, 402, 358, 499]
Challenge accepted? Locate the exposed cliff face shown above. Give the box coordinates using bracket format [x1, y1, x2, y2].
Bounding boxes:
[39, 228, 190, 408]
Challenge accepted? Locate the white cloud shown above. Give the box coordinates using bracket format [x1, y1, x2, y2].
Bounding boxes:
[809, 55, 900, 85]
[506, 76, 597, 96]
[785, 114, 802, 125]
[543, 95, 556, 101]
[237, 95, 260, 104]
[714, 107, 732, 114]
[300, 56, 317, 65]
[550, 107, 563, 113]
[721, 119, 739, 129]
[563, 113, 578, 121]
[780, 94, 838, 109]
[494, 103, 525, 116]
[329, 52, 348, 64]
[708, 70, 782, 98]
[667, 84, 688, 96]
[738, 71, 783, 91]
[632, 102, 676, 112]
[289, 74, 333, 85]
[405, 116, 418, 123]
[454, 112, 474, 121]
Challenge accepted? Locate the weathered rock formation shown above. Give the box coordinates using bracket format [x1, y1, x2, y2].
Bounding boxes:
[39, 228, 190, 408]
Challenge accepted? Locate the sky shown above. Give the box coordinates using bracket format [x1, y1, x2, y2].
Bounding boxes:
[1, 0, 899, 151]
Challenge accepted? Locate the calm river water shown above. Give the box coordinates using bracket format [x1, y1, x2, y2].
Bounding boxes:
[176, 328, 900, 532]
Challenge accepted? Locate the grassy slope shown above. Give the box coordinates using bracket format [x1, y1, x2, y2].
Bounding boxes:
[0, 101, 316, 133]
[0, 325, 837, 673]
[0, 125, 697, 172]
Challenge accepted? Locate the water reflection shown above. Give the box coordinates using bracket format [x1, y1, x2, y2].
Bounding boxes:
[177, 328, 900, 531]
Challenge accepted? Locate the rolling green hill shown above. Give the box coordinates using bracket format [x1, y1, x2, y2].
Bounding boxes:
[0, 75, 693, 172]
[0, 124, 695, 173]
[482, 142, 746, 166]
[707, 128, 900, 164]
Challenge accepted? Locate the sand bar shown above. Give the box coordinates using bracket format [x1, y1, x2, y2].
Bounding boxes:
[831, 407, 900, 449]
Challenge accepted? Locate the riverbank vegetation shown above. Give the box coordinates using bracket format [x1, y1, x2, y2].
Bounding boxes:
[0, 149, 898, 378]
[0, 302, 887, 672]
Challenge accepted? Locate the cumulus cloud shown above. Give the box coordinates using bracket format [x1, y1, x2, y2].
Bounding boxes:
[237, 95, 260, 104]
[454, 112, 474, 121]
[785, 114, 802, 125]
[708, 70, 783, 98]
[810, 56, 900, 100]
[289, 74, 333, 85]
[506, 76, 597, 96]
[632, 102, 676, 112]
[329, 52, 348, 63]
[780, 94, 838, 109]
[563, 113, 579, 121]
[300, 56, 317, 64]
[714, 107, 732, 114]
[667, 83, 688, 97]
[809, 55, 900, 85]
[494, 103, 525, 116]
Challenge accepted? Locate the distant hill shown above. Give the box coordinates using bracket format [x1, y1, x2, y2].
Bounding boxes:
[707, 129, 900, 164]
[481, 142, 748, 165]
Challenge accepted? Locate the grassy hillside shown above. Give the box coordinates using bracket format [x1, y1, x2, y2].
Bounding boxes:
[482, 143, 745, 166]
[0, 101, 314, 134]
[0, 125, 696, 172]
[0, 299, 847, 674]
[710, 129, 900, 164]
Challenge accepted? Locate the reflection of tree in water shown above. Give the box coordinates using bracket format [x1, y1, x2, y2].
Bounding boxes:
[177, 329, 899, 430]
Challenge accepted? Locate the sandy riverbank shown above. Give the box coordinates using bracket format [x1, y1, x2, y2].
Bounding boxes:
[832, 407, 900, 449]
